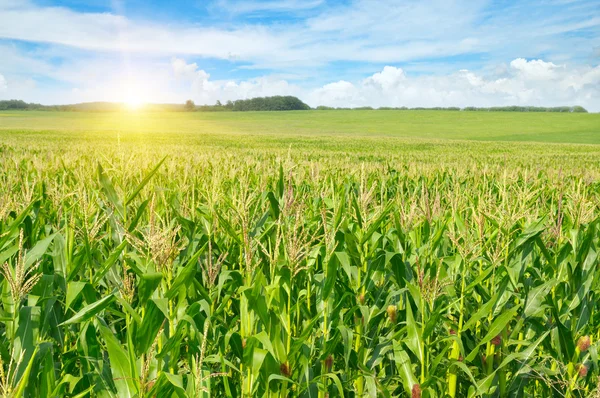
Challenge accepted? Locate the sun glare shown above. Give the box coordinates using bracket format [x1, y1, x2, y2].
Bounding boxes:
[122, 82, 146, 111]
[123, 94, 145, 110]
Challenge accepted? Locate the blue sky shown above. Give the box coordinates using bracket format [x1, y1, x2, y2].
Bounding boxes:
[0, 0, 599, 109]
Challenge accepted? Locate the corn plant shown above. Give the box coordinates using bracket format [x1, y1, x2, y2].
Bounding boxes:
[0, 132, 599, 397]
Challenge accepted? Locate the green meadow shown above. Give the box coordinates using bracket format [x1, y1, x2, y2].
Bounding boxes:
[1, 109, 599, 144]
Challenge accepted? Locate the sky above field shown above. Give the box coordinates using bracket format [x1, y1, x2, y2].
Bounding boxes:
[0, 0, 599, 110]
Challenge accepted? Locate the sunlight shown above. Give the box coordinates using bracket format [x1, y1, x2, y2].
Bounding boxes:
[124, 96, 144, 110]
[122, 82, 146, 111]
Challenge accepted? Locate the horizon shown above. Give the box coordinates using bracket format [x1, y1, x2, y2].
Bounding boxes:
[0, 0, 599, 111]
[0, 97, 594, 113]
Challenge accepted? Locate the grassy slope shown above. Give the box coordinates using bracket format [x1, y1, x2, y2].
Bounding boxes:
[0, 110, 599, 144]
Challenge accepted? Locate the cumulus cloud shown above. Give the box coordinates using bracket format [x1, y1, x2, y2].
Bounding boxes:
[171, 58, 302, 103]
[166, 58, 599, 111]
[509, 58, 563, 81]
[307, 59, 600, 111]
[364, 66, 407, 90]
[310, 81, 361, 104]
[172, 58, 204, 80]
[2, 56, 598, 112]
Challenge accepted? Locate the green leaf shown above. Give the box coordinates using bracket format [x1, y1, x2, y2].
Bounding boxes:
[321, 373, 344, 396]
[13, 306, 40, 382]
[65, 281, 87, 310]
[523, 280, 556, 318]
[251, 347, 268, 378]
[215, 211, 241, 244]
[337, 325, 354, 368]
[61, 294, 115, 325]
[92, 241, 127, 285]
[479, 305, 520, 346]
[115, 295, 142, 324]
[148, 372, 186, 398]
[98, 163, 124, 217]
[138, 272, 162, 306]
[463, 294, 498, 331]
[128, 199, 150, 232]
[13, 345, 39, 398]
[166, 250, 201, 299]
[24, 233, 56, 268]
[0, 201, 36, 248]
[405, 303, 423, 364]
[360, 202, 392, 245]
[0, 244, 19, 269]
[135, 298, 167, 356]
[98, 323, 136, 398]
[322, 253, 339, 299]
[393, 340, 418, 395]
[277, 161, 284, 198]
[268, 374, 295, 387]
[514, 217, 546, 248]
[466, 305, 520, 362]
[125, 156, 166, 206]
[266, 191, 280, 219]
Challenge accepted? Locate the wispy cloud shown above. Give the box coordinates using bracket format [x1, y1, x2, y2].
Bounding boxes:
[1, 0, 598, 66]
[0, 2, 287, 59]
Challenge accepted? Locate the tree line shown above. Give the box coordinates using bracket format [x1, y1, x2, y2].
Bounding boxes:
[187, 96, 311, 112]
[316, 105, 588, 112]
[0, 98, 589, 113]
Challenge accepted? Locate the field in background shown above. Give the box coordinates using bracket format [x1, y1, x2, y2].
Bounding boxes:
[0, 110, 599, 397]
[1, 109, 600, 144]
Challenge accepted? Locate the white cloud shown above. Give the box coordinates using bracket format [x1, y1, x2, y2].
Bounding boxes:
[307, 60, 600, 111]
[172, 58, 203, 80]
[1, 56, 598, 112]
[167, 58, 600, 111]
[310, 81, 360, 104]
[0, 0, 598, 68]
[509, 58, 562, 81]
[171, 58, 214, 94]
[0, 2, 287, 60]
[364, 66, 406, 90]
[170, 58, 303, 104]
[0, 43, 54, 77]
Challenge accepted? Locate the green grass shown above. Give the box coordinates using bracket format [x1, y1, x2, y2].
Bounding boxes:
[1, 109, 599, 144]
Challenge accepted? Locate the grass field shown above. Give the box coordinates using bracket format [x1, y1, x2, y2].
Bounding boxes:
[1, 109, 600, 144]
[0, 110, 599, 397]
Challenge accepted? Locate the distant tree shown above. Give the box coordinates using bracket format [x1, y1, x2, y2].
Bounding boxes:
[571, 106, 588, 113]
[216, 100, 222, 107]
[231, 96, 310, 112]
[0, 99, 29, 110]
[184, 100, 196, 111]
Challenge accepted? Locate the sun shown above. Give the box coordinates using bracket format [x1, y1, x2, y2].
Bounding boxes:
[122, 82, 146, 111]
[124, 96, 144, 111]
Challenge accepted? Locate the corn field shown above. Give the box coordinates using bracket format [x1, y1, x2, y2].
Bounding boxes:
[0, 134, 599, 397]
